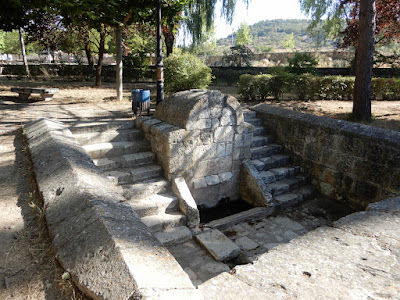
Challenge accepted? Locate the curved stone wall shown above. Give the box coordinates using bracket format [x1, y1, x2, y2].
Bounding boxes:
[139, 90, 253, 207]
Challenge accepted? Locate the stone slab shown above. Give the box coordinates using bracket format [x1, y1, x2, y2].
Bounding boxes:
[199, 272, 273, 300]
[234, 236, 259, 251]
[232, 224, 400, 300]
[172, 177, 200, 228]
[195, 229, 241, 261]
[154, 226, 193, 246]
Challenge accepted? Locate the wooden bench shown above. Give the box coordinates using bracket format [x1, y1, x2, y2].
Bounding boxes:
[11, 87, 59, 101]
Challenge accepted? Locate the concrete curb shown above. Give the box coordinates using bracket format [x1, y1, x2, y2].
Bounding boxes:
[25, 119, 199, 300]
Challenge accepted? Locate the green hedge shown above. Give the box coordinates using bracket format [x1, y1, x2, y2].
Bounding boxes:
[238, 73, 400, 101]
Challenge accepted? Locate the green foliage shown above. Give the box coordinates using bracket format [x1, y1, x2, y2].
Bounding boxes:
[223, 45, 253, 67]
[235, 22, 252, 46]
[237, 73, 400, 101]
[164, 52, 213, 93]
[238, 74, 258, 100]
[0, 31, 4, 52]
[1, 30, 22, 54]
[255, 45, 274, 53]
[286, 52, 318, 74]
[281, 33, 295, 50]
[217, 19, 336, 53]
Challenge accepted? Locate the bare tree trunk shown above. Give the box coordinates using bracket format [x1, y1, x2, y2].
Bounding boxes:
[95, 25, 106, 86]
[353, 0, 376, 121]
[18, 27, 30, 77]
[84, 26, 94, 77]
[116, 27, 123, 101]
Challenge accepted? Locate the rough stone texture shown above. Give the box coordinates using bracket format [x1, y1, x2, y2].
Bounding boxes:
[195, 229, 241, 261]
[172, 177, 200, 228]
[200, 199, 400, 299]
[240, 161, 273, 207]
[253, 104, 400, 209]
[25, 119, 197, 300]
[139, 90, 252, 207]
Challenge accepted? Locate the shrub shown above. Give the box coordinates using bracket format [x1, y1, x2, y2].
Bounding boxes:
[256, 74, 273, 100]
[287, 52, 318, 75]
[164, 53, 213, 93]
[268, 73, 295, 100]
[238, 74, 259, 100]
[291, 73, 317, 100]
[237, 73, 400, 101]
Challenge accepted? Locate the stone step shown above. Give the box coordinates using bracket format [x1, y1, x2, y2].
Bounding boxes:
[253, 126, 267, 137]
[69, 119, 134, 134]
[93, 151, 155, 171]
[128, 193, 179, 218]
[141, 212, 187, 232]
[74, 129, 143, 145]
[245, 117, 263, 127]
[273, 185, 314, 209]
[260, 166, 300, 184]
[265, 175, 307, 196]
[243, 110, 257, 120]
[122, 178, 170, 200]
[83, 140, 150, 159]
[269, 166, 300, 181]
[250, 144, 282, 160]
[154, 226, 193, 246]
[105, 164, 163, 185]
[250, 154, 291, 171]
[251, 135, 274, 148]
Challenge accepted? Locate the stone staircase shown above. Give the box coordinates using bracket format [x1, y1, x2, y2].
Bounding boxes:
[243, 110, 314, 209]
[69, 118, 192, 246]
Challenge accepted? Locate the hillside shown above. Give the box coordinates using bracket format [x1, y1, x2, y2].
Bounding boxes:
[217, 19, 336, 53]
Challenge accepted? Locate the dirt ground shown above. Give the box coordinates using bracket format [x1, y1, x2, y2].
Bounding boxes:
[0, 77, 399, 299]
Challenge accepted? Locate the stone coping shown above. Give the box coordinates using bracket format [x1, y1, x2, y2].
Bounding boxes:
[25, 118, 198, 299]
[253, 103, 400, 145]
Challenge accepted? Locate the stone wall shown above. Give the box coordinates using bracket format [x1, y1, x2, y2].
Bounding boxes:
[25, 119, 197, 299]
[253, 104, 400, 209]
[136, 90, 253, 207]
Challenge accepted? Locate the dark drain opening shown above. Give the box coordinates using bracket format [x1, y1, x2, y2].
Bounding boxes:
[198, 198, 254, 224]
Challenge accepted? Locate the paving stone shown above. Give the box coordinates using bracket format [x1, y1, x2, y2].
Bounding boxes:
[195, 229, 241, 261]
[154, 226, 192, 246]
[222, 224, 249, 239]
[235, 236, 259, 251]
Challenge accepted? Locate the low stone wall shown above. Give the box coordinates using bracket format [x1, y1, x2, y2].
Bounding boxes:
[136, 90, 253, 207]
[253, 104, 400, 209]
[25, 119, 197, 299]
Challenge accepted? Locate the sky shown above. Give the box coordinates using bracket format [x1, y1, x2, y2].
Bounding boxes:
[213, 0, 309, 39]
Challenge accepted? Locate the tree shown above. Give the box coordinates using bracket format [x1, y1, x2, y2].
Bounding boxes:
[0, 0, 45, 75]
[184, 0, 250, 50]
[299, 0, 400, 120]
[281, 32, 296, 50]
[236, 22, 252, 46]
[223, 44, 253, 67]
[352, 0, 376, 121]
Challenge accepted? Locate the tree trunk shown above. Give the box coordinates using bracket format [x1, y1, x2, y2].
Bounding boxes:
[84, 27, 94, 77]
[95, 25, 106, 86]
[18, 27, 30, 77]
[162, 29, 174, 57]
[116, 27, 123, 101]
[352, 0, 376, 121]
